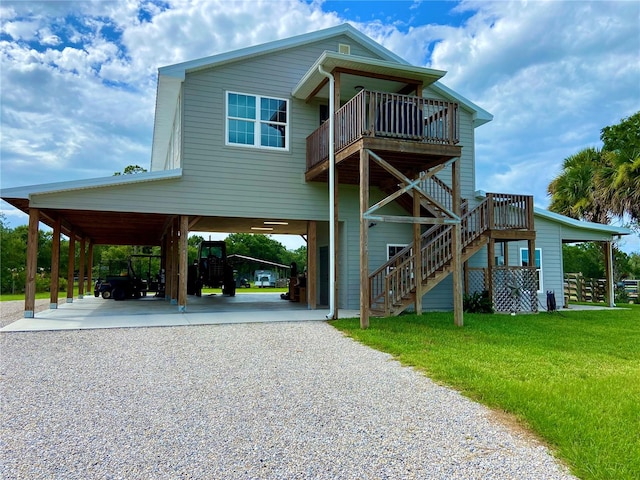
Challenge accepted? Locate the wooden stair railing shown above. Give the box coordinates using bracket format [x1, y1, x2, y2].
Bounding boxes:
[369, 196, 491, 316]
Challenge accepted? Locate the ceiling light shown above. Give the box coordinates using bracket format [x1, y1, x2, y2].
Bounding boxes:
[264, 221, 289, 225]
[251, 227, 273, 231]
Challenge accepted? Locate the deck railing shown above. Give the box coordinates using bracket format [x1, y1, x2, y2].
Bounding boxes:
[307, 90, 459, 171]
[368, 191, 534, 315]
[487, 193, 534, 230]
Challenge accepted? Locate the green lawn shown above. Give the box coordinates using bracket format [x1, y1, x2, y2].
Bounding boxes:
[331, 306, 640, 480]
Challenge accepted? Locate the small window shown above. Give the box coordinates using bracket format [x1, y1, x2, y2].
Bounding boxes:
[520, 248, 543, 293]
[226, 91, 288, 150]
[388, 244, 407, 260]
[338, 43, 351, 55]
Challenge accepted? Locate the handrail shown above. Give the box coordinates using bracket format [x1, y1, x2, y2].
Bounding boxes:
[369, 197, 491, 314]
[307, 89, 460, 171]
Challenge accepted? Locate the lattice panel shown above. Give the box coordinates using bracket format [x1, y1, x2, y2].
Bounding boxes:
[466, 268, 487, 295]
[492, 267, 538, 313]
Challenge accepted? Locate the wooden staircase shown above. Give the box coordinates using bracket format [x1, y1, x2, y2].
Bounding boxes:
[369, 195, 491, 316]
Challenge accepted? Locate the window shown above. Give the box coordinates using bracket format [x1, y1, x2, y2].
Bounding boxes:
[520, 248, 543, 292]
[388, 244, 408, 260]
[226, 92, 288, 150]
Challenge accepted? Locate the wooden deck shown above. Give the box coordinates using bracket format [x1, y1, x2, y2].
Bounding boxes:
[306, 90, 461, 184]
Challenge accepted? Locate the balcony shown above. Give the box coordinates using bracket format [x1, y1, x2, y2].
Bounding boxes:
[306, 90, 461, 183]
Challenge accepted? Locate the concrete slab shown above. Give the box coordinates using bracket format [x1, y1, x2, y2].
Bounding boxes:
[1, 293, 359, 332]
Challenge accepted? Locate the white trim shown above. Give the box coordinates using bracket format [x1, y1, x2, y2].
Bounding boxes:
[520, 247, 543, 293]
[387, 243, 408, 260]
[1, 169, 183, 200]
[225, 91, 289, 151]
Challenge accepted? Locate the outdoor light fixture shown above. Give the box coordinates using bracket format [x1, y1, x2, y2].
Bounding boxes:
[263, 221, 289, 225]
[251, 227, 274, 231]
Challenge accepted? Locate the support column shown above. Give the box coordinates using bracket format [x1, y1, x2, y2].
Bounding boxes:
[604, 241, 615, 307]
[452, 158, 463, 327]
[66, 232, 75, 303]
[50, 217, 61, 309]
[78, 237, 85, 299]
[178, 215, 189, 312]
[87, 242, 94, 297]
[413, 187, 422, 315]
[170, 219, 179, 304]
[307, 221, 317, 310]
[24, 208, 39, 318]
[333, 169, 339, 319]
[360, 148, 370, 328]
[528, 238, 537, 312]
[487, 238, 495, 308]
[164, 232, 172, 302]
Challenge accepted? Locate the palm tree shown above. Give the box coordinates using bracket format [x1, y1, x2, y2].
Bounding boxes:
[547, 147, 609, 223]
[599, 112, 640, 225]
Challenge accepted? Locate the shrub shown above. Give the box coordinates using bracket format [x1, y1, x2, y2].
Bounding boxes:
[463, 290, 494, 313]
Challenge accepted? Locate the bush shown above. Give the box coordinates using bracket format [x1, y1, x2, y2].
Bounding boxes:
[463, 290, 494, 313]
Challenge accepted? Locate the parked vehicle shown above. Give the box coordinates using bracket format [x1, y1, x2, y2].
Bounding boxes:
[94, 255, 163, 300]
[187, 241, 236, 296]
[254, 269, 276, 287]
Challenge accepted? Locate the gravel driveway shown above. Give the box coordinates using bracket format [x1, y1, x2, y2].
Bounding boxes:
[0, 316, 576, 479]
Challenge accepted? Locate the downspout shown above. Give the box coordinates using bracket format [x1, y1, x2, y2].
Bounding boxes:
[318, 65, 336, 320]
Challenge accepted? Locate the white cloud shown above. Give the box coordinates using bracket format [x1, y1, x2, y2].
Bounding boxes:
[1, 0, 638, 253]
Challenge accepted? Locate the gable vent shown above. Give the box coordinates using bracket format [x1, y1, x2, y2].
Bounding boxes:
[338, 43, 351, 55]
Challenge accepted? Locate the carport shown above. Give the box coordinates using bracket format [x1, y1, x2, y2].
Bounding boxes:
[1, 172, 321, 319]
[1, 294, 358, 332]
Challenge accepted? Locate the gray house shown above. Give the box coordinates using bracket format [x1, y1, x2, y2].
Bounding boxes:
[2, 24, 629, 324]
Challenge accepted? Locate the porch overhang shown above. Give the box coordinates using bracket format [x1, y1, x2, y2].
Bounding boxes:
[292, 51, 446, 102]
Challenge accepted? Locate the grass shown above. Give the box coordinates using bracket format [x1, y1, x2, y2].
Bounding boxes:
[331, 305, 640, 480]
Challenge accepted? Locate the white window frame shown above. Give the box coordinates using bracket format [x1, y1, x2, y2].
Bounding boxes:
[520, 247, 543, 293]
[225, 91, 289, 151]
[387, 244, 408, 261]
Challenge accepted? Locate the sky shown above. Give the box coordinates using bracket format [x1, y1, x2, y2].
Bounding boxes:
[1, 0, 639, 252]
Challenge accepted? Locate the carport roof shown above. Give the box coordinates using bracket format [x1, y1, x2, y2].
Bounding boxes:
[1, 170, 182, 245]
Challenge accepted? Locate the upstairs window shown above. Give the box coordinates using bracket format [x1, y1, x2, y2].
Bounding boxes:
[226, 92, 288, 150]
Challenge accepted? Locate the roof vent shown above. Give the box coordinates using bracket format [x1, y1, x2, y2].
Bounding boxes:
[338, 43, 351, 55]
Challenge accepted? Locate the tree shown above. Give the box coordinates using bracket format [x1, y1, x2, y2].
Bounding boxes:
[599, 112, 640, 225]
[547, 147, 609, 223]
[548, 112, 640, 232]
[113, 164, 147, 176]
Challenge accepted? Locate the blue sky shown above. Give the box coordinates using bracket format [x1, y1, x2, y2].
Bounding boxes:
[1, 0, 639, 252]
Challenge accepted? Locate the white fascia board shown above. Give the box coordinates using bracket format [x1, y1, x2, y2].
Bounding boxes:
[158, 23, 404, 78]
[1, 169, 183, 200]
[535, 207, 632, 236]
[292, 51, 446, 99]
[151, 75, 183, 170]
[430, 81, 493, 128]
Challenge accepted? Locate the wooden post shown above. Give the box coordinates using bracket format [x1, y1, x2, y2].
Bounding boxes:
[87, 242, 94, 297]
[24, 208, 39, 318]
[178, 215, 189, 312]
[487, 238, 495, 306]
[334, 71, 341, 111]
[171, 219, 179, 304]
[452, 158, 463, 326]
[50, 217, 61, 309]
[413, 185, 422, 315]
[333, 169, 339, 319]
[66, 232, 75, 303]
[360, 148, 370, 328]
[78, 237, 85, 299]
[604, 241, 615, 307]
[307, 221, 317, 309]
